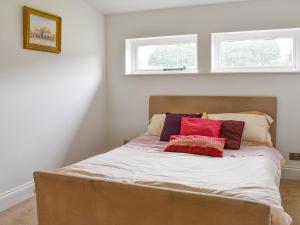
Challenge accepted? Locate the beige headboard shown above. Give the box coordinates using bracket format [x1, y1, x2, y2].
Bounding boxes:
[149, 96, 277, 145]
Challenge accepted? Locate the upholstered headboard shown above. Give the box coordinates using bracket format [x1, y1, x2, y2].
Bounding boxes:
[149, 96, 277, 145]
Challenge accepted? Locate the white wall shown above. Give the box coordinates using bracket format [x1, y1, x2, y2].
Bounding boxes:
[106, 0, 300, 173]
[0, 0, 107, 209]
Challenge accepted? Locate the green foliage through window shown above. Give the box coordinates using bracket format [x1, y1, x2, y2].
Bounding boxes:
[220, 39, 293, 68]
[147, 44, 196, 70]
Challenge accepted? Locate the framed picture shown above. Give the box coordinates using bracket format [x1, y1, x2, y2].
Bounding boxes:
[23, 6, 62, 54]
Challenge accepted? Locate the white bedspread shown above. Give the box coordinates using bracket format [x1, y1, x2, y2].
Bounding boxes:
[56, 135, 291, 225]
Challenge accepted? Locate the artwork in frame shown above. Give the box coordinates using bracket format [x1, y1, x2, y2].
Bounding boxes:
[23, 6, 62, 54]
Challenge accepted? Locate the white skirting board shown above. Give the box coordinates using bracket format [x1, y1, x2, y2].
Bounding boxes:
[282, 166, 300, 180]
[0, 181, 34, 212]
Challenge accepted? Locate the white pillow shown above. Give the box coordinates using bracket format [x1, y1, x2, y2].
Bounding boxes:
[147, 114, 166, 136]
[207, 113, 273, 146]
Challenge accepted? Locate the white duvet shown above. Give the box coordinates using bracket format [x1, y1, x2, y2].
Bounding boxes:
[56, 135, 291, 225]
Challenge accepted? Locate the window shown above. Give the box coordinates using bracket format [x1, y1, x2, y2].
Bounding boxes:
[212, 28, 300, 72]
[126, 35, 198, 75]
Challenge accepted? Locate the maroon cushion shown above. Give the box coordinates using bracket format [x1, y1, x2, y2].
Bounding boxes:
[221, 120, 245, 150]
[160, 113, 202, 142]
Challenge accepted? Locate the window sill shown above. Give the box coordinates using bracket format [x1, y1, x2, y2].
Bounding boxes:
[125, 70, 300, 76]
[210, 71, 300, 74]
[125, 70, 199, 76]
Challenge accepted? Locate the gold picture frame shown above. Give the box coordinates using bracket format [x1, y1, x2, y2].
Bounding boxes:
[23, 6, 62, 54]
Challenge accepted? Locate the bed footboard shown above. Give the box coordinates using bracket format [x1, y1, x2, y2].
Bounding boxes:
[34, 171, 271, 225]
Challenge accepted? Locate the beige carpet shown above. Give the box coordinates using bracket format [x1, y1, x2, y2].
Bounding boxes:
[0, 197, 37, 225]
[0, 179, 299, 225]
[280, 179, 300, 224]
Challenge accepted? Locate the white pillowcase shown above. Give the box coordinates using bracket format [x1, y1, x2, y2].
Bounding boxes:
[147, 114, 166, 136]
[207, 113, 273, 146]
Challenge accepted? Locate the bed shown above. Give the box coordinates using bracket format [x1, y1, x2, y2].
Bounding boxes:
[34, 96, 291, 225]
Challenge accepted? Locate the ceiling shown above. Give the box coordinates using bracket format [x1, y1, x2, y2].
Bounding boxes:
[86, 0, 252, 15]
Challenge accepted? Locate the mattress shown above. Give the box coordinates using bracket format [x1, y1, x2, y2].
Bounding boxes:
[56, 134, 291, 225]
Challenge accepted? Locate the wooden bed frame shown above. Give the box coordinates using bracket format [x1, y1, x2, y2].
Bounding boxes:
[34, 96, 277, 225]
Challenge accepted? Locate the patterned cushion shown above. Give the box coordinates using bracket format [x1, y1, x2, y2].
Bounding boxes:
[164, 135, 225, 157]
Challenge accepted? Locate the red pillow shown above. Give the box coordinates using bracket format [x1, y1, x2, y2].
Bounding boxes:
[180, 117, 223, 137]
[221, 120, 245, 150]
[164, 135, 225, 157]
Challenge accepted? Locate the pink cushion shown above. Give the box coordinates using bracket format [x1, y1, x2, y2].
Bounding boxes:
[180, 117, 223, 137]
[164, 135, 225, 157]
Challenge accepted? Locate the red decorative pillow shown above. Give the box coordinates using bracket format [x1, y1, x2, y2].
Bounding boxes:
[221, 120, 245, 150]
[164, 135, 225, 157]
[180, 117, 223, 137]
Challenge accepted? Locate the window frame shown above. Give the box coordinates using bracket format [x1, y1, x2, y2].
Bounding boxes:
[126, 34, 198, 75]
[211, 28, 300, 73]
